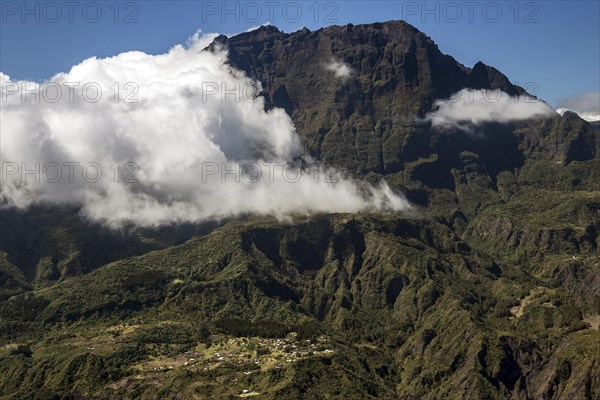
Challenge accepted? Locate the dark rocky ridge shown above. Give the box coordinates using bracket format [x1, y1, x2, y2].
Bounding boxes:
[207, 22, 527, 175]
[209, 21, 527, 111]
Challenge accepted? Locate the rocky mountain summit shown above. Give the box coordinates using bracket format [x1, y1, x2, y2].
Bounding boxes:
[209, 22, 597, 206]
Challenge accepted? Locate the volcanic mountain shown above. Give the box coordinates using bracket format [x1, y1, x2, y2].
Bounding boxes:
[0, 21, 599, 399]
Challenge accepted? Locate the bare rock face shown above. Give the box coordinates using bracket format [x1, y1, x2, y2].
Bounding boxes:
[208, 21, 597, 211]
[208, 23, 524, 174]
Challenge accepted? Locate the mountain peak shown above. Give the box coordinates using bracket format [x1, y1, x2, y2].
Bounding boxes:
[203, 20, 540, 182]
[252, 24, 281, 34]
[210, 20, 525, 108]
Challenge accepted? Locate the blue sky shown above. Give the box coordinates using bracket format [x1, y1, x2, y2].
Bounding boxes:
[1, 0, 599, 107]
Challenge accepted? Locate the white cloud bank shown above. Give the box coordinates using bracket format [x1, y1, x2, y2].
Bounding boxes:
[0, 33, 409, 228]
[556, 92, 600, 122]
[325, 59, 353, 79]
[426, 89, 556, 130]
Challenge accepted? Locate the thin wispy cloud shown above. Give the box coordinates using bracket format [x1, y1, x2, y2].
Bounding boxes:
[426, 89, 556, 130]
[556, 92, 600, 122]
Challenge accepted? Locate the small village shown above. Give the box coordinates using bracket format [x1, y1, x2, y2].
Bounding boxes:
[144, 332, 334, 373]
[133, 332, 335, 397]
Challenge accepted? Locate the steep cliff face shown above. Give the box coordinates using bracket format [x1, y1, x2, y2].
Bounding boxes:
[208, 22, 528, 179]
[211, 21, 524, 178]
[208, 22, 598, 228]
[212, 22, 525, 111]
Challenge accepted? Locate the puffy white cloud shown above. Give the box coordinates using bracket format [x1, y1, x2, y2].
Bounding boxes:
[0, 33, 410, 228]
[426, 89, 556, 130]
[325, 59, 353, 79]
[556, 92, 600, 122]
